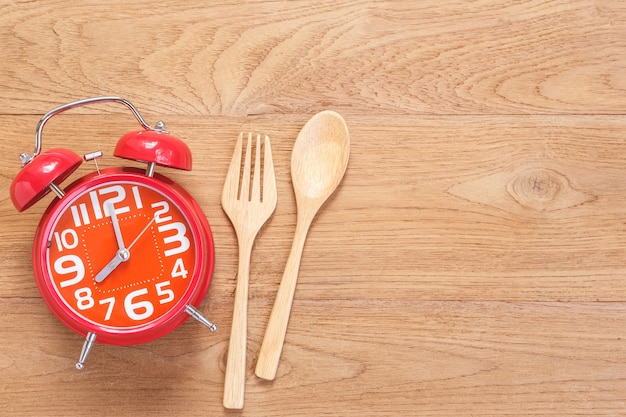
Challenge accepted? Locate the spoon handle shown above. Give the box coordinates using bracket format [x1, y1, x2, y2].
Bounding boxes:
[256, 218, 311, 380]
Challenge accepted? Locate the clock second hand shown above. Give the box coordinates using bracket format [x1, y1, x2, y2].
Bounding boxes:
[127, 216, 156, 251]
[94, 216, 155, 283]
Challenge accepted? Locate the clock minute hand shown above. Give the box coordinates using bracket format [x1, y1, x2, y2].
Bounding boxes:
[106, 202, 126, 251]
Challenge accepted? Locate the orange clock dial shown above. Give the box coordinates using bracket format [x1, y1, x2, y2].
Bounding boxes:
[46, 181, 195, 328]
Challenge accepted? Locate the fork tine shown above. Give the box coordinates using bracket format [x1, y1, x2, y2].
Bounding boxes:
[240, 132, 252, 201]
[223, 132, 244, 202]
[251, 133, 261, 201]
[262, 134, 277, 207]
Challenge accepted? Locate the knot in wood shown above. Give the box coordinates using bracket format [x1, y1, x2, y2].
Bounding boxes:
[507, 168, 570, 211]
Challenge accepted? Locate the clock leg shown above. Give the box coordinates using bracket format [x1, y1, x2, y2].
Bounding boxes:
[75, 331, 97, 370]
[185, 305, 218, 332]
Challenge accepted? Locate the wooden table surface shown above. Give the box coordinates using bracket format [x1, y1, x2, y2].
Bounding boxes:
[1, 1, 626, 415]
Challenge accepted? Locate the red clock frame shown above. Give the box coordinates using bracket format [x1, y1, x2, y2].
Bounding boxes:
[33, 167, 215, 345]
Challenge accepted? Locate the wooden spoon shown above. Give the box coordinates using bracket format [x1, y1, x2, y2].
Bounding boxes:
[255, 110, 350, 380]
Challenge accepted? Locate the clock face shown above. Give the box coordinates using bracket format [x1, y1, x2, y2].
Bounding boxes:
[33, 168, 213, 344]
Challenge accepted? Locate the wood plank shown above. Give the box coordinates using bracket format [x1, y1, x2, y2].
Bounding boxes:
[1, 297, 625, 416]
[2, 114, 626, 303]
[0, 1, 625, 115]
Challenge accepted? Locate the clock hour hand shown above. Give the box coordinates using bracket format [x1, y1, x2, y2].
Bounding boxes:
[95, 248, 129, 283]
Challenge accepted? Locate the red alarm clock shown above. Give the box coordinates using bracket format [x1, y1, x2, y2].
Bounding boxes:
[10, 97, 217, 370]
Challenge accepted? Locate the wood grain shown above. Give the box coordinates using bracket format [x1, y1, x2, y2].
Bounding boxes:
[1, 0, 626, 416]
[1, 1, 625, 116]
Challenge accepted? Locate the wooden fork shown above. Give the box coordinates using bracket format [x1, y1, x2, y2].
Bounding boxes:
[221, 132, 277, 409]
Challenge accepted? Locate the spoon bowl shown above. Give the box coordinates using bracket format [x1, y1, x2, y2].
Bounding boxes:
[255, 110, 350, 381]
[291, 111, 350, 202]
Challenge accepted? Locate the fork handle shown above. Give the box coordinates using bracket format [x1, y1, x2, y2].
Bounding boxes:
[223, 239, 253, 409]
[255, 218, 311, 380]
